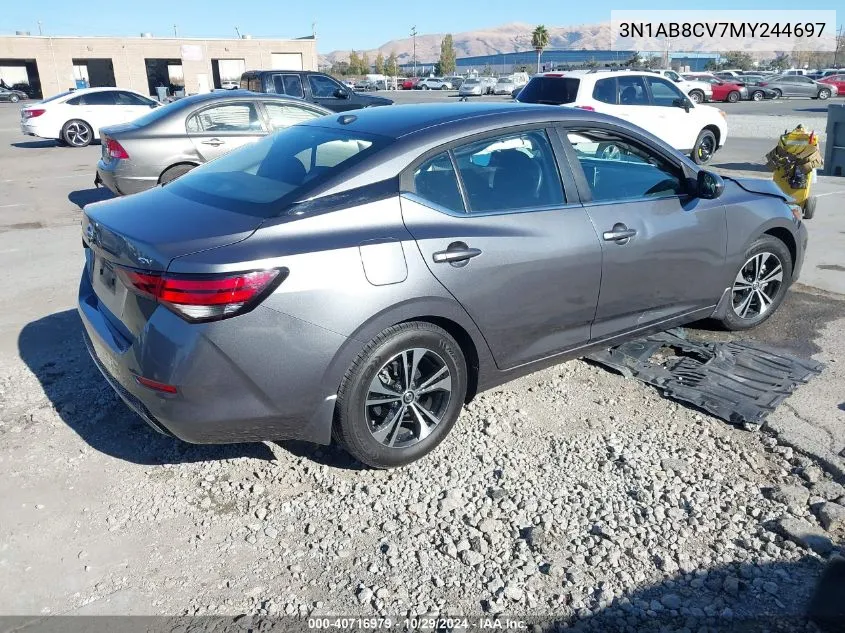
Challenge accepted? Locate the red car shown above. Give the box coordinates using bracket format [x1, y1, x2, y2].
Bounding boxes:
[684, 74, 745, 103]
[820, 75, 845, 96]
[401, 77, 420, 90]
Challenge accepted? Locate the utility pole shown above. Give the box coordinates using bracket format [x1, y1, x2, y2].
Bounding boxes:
[834, 25, 843, 67]
[312, 21, 317, 38]
[37, 21, 43, 36]
[234, 26, 241, 39]
[411, 26, 417, 77]
[173, 24, 178, 37]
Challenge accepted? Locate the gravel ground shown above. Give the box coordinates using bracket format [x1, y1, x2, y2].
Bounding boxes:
[2, 314, 843, 630]
[726, 114, 828, 143]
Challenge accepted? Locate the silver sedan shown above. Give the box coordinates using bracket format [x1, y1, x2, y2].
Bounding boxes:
[95, 91, 331, 196]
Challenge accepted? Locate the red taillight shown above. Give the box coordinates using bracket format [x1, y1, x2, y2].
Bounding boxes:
[106, 138, 129, 160]
[24, 109, 45, 118]
[575, 105, 595, 111]
[135, 376, 178, 394]
[117, 268, 284, 322]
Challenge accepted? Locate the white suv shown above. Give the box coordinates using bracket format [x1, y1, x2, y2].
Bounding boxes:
[516, 70, 728, 164]
[650, 69, 712, 104]
[417, 77, 453, 90]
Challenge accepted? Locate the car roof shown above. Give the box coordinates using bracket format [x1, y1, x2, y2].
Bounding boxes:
[301, 102, 619, 141]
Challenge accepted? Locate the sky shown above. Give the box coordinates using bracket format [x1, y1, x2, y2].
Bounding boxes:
[3, 0, 842, 53]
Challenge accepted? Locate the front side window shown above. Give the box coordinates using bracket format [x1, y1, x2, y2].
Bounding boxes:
[593, 78, 617, 104]
[263, 102, 323, 130]
[567, 130, 685, 202]
[186, 103, 263, 133]
[169, 126, 387, 210]
[309, 75, 343, 98]
[617, 76, 648, 105]
[412, 153, 465, 213]
[645, 77, 686, 106]
[452, 130, 564, 213]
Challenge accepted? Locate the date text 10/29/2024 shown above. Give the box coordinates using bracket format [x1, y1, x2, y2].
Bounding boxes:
[308, 617, 529, 630]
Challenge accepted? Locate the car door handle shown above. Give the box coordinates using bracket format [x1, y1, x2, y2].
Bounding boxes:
[202, 138, 225, 146]
[603, 224, 637, 243]
[433, 244, 482, 265]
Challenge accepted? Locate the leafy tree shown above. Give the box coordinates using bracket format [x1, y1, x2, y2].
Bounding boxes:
[374, 53, 385, 74]
[348, 50, 362, 75]
[361, 52, 370, 74]
[723, 50, 754, 70]
[439, 34, 457, 75]
[623, 51, 640, 67]
[585, 58, 598, 69]
[385, 51, 398, 76]
[644, 56, 663, 70]
[704, 59, 720, 71]
[481, 63, 494, 76]
[532, 25, 550, 73]
[331, 61, 350, 76]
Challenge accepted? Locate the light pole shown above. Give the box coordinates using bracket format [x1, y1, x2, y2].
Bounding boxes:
[411, 26, 417, 77]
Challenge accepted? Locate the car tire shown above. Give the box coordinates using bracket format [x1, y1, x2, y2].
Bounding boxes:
[422, 85, 429, 90]
[159, 163, 196, 185]
[61, 119, 93, 147]
[688, 90, 704, 104]
[440, 85, 449, 90]
[818, 89, 831, 100]
[803, 196, 817, 220]
[772, 89, 782, 99]
[751, 90, 764, 101]
[10, 94, 19, 103]
[717, 236, 793, 331]
[334, 321, 468, 469]
[691, 129, 717, 165]
[727, 91, 740, 103]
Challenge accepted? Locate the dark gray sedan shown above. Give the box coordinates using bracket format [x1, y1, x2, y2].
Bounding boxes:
[79, 103, 807, 468]
[0, 87, 27, 103]
[758, 75, 836, 99]
[95, 91, 331, 195]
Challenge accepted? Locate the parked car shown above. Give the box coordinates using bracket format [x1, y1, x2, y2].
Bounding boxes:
[95, 91, 331, 196]
[239, 70, 393, 111]
[517, 71, 728, 164]
[20, 87, 159, 147]
[479, 76, 498, 94]
[0, 87, 28, 103]
[649, 69, 712, 104]
[458, 78, 485, 97]
[401, 77, 421, 90]
[416, 77, 453, 90]
[78, 102, 805, 468]
[683, 74, 747, 103]
[493, 77, 516, 95]
[819, 74, 845, 96]
[353, 80, 379, 92]
[735, 76, 780, 101]
[756, 75, 837, 100]
[219, 81, 239, 90]
[444, 76, 464, 89]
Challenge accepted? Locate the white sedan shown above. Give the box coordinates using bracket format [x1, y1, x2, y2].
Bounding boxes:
[20, 87, 159, 147]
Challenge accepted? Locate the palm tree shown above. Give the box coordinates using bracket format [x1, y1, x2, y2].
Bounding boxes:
[532, 25, 550, 73]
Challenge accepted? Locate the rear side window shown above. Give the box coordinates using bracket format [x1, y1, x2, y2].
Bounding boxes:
[280, 75, 304, 98]
[168, 126, 387, 212]
[617, 76, 648, 105]
[263, 102, 322, 130]
[593, 78, 617, 104]
[81, 91, 117, 105]
[412, 153, 465, 213]
[186, 103, 263, 133]
[517, 77, 580, 104]
[115, 91, 154, 106]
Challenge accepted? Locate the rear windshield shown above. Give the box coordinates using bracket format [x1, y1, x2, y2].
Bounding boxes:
[517, 77, 580, 105]
[167, 125, 389, 215]
[41, 90, 75, 103]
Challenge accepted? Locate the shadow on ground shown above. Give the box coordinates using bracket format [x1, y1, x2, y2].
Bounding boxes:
[18, 309, 275, 465]
[68, 187, 114, 209]
[275, 439, 366, 471]
[712, 162, 770, 173]
[10, 140, 62, 149]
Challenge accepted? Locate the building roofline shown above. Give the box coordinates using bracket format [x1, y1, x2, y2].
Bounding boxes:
[0, 34, 315, 43]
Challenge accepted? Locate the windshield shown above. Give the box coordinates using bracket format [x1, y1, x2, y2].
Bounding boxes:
[464, 79, 479, 85]
[497, 78, 511, 84]
[167, 125, 389, 215]
[517, 77, 580, 104]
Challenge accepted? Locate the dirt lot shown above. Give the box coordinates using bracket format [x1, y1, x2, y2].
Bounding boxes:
[0, 99, 843, 630]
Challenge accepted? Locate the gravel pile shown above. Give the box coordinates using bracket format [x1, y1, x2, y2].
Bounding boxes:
[1, 345, 843, 629]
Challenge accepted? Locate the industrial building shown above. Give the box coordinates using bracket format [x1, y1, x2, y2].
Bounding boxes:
[0, 33, 318, 99]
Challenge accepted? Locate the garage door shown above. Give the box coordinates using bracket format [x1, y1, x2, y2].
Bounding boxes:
[270, 53, 303, 70]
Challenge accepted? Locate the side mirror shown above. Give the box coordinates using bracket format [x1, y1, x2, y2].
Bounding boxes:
[334, 88, 349, 99]
[673, 97, 691, 113]
[697, 170, 724, 199]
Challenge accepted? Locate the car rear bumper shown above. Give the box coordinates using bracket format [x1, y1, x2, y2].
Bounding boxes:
[20, 120, 55, 139]
[96, 159, 157, 196]
[78, 267, 350, 445]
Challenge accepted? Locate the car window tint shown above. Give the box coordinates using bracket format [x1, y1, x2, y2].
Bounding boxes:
[114, 91, 152, 106]
[411, 153, 465, 213]
[309, 75, 342, 98]
[593, 78, 616, 104]
[646, 77, 685, 106]
[264, 102, 322, 130]
[187, 103, 263, 133]
[281, 75, 304, 98]
[453, 130, 564, 213]
[66, 95, 82, 105]
[617, 76, 648, 105]
[81, 91, 117, 106]
[271, 75, 285, 94]
[567, 130, 684, 202]
[517, 77, 580, 104]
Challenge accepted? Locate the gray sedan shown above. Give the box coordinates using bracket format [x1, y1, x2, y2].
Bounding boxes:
[95, 91, 331, 196]
[759, 75, 836, 99]
[79, 103, 807, 468]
